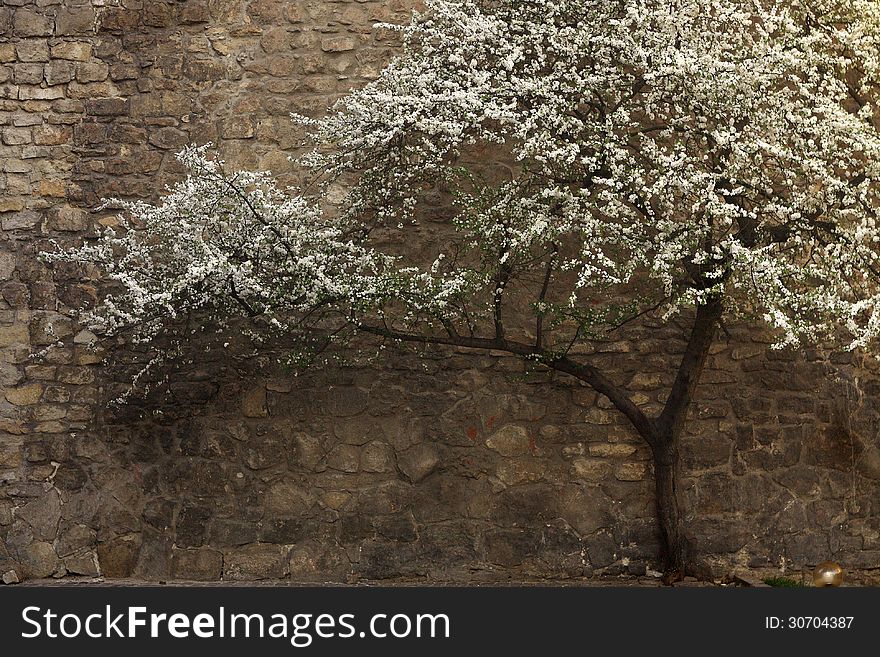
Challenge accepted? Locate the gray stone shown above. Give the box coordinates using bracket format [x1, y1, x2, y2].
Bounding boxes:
[2, 570, 20, 585]
[55, 7, 97, 35]
[16, 488, 61, 541]
[0, 252, 14, 279]
[13, 10, 53, 38]
[2, 210, 41, 230]
[45, 60, 76, 85]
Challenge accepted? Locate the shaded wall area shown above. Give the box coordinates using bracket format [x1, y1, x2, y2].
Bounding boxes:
[1, 0, 879, 582]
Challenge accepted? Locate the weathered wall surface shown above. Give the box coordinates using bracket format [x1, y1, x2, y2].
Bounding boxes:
[1, 0, 880, 583]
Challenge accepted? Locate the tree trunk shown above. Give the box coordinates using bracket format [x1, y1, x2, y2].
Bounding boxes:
[652, 437, 686, 577]
[651, 298, 722, 578]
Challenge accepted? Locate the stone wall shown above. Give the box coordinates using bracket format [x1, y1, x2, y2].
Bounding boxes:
[1, 0, 879, 583]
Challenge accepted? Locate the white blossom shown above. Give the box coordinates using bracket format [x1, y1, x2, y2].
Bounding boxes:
[49, 0, 880, 387]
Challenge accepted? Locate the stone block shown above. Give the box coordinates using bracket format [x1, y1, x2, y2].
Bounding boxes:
[485, 425, 531, 456]
[223, 544, 287, 580]
[615, 462, 648, 481]
[180, 2, 210, 24]
[1, 127, 31, 145]
[12, 64, 44, 85]
[241, 386, 267, 417]
[55, 6, 97, 36]
[84, 96, 127, 115]
[0, 324, 30, 347]
[397, 443, 439, 482]
[171, 548, 223, 581]
[13, 9, 54, 38]
[76, 61, 109, 83]
[97, 536, 141, 578]
[18, 85, 64, 100]
[33, 125, 69, 146]
[321, 37, 356, 52]
[288, 541, 350, 582]
[16, 40, 50, 63]
[5, 383, 42, 406]
[50, 41, 92, 61]
[44, 60, 76, 85]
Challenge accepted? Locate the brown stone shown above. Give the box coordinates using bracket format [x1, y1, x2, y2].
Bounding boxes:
[288, 541, 350, 582]
[571, 458, 611, 483]
[485, 425, 531, 456]
[2, 127, 31, 145]
[84, 96, 127, 115]
[171, 548, 223, 581]
[97, 536, 141, 578]
[64, 552, 99, 576]
[327, 444, 359, 472]
[50, 41, 92, 61]
[13, 64, 44, 85]
[242, 386, 268, 417]
[143, 3, 174, 28]
[223, 544, 287, 580]
[360, 441, 395, 473]
[248, 0, 285, 23]
[0, 324, 30, 348]
[98, 8, 140, 32]
[76, 62, 109, 83]
[180, 2, 210, 24]
[33, 125, 69, 147]
[5, 383, 42, 406]
[615, 463, 648, 482]
[73, 122, 107, 144]
[397, 443, 439, 482]
[184, 58, 226, 82]
[589, 443, 638, 458]
[322, 37, 356, 52]
[221, 116, 254, 139]
[148, 126, 187, 150]
[18, 541, 60, 579]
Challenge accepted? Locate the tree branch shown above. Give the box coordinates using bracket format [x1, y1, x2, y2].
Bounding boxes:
[655, 297, 724, 446]
[357, 323, 657, 445]
[535, 245, 558, 349]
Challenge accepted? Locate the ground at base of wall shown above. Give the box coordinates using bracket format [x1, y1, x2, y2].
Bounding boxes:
[7, 570, 880, 587]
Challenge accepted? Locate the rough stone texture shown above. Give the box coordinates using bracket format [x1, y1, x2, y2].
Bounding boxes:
[1, 0, 879, 585]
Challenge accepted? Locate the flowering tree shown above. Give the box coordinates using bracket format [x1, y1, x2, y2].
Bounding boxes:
[52, 0, 880, 576]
